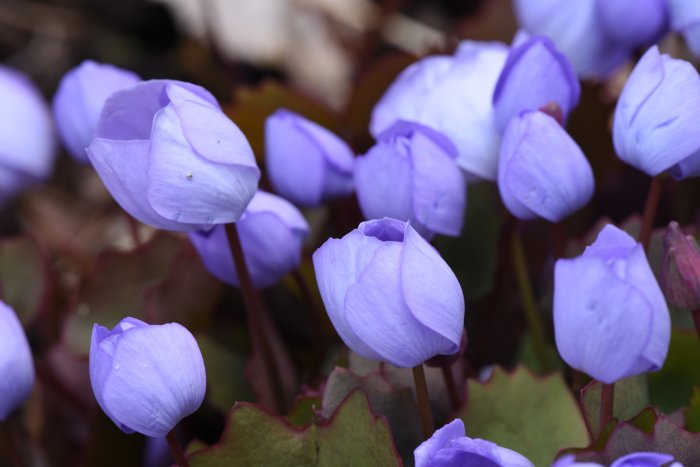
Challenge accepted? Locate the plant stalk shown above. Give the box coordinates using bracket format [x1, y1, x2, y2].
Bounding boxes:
[165, 430, 189, 467]
[412, 364, 435, 439]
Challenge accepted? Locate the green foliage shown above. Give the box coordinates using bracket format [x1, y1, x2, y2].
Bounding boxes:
[580, 375, 650, 436]
[649, 329, 700, 412]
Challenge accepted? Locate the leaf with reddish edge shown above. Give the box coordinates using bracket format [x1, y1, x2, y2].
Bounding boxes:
[322, 367, 422, 464]
[580, 375, 650, 437]
[224, 80, 337, 159]
[457, 366, 589, 467]
[286, 395, 322, 428]
[0, 235, 54, 326]
[62, 232, 183, 355]
[565, 408, 700, 465]
[188, 390, 401, 466]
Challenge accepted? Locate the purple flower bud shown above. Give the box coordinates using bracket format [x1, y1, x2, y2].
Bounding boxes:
[86, 80, 260, 231]
[414, 419, 534, 467]
[669, 0, 700, 56]
[660, 221, 700, 310]
[613, 46, 700, 179]
[554, 224, 670, 384]
[355, 121, 466, 240]
[493, 36, 580, 132]
[596, 0, 669, 48]
[312, 218, 464, 368]
[52, 60, 140, 164]
[370, 41, 509, 181]
[514, 1, 629, 78]
[89, 317, 206, 437]
[265, 109, 354, 207]
[189, 190, 309, 288]
[498, 110, 594, 222]
[0, 66, 56, 202]
[0, 302, 34, 421]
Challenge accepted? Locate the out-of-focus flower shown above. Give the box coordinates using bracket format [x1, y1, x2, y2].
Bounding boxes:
[53, 60, 140, 164]
[354, 121, 465, 240]
[613, 46, 700, 179]
[498, 110, 594, 222]
[312, 218, 464, 368]
[553, 452, 681, 467]
[189, 190, 309, 288]
[265, 109, 354, 207]
[554, 224, 670, 384]
[0, 302, 34, 421]
[513, 0, 633, 78]
[89, 317, 206, 437]
[669, 0, 700, 56]
[0, 66, 56, 202]
[660, 221, 700, 310]
[87, 80, 260, 231]
[370, 41, 509, 181]
[414, 419, 534, 467]
[493, 36, 580, 132]
[596, 0, 669, 48]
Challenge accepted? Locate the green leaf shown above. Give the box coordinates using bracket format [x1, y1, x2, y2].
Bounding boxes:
[197, 334, 253, 413]
[580, 375, 650, 437]
[685, 388, 700, 432]
[649, 328, 700, 412]
[457, 366, 589, 466]
[189, 390, 401, 467]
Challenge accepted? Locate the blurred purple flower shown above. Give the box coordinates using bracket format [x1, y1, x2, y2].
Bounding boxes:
[313, 218, 464, 368]
[0, 302, 34, 421]
[89, 317, 206, 437]
[0, 65, 56, 202]
[87, 80, 260, 231]
[596, 0, 668, 48]
[414, 419, 534, 467]
[669, 0, 700, 56]
[370, 41, 509, 181]
[613, 46, 700, 179]
[554, 224, 670, 384]
[265, 109, 354, 207]
[355, 121, 466, 240]
[513, 0, 629, 78]
[498, 110, 594, 222]
[53, 60, 140, 164]
[553, 452, 680, 466]
[189, 190, 309, 288]
[493, 36, 580, 132]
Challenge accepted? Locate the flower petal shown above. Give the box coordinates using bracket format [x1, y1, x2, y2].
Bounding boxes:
[414, 419, 466, 467]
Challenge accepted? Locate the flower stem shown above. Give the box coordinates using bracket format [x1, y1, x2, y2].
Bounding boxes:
[165, 430, 189, 467]
[225, 223, 287, 413]
[412, 364, 435, 439]
[441, 363, 461, 411]
[599, 382, 615, 436]
[511, 228, 550, 373]
[123, 212, 142, 247]
[639, 176, 664, 251]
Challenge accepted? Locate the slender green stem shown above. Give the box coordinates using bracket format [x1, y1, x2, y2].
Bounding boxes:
[412, 364, 435, 439]
[511, 228, 550, 373]
[639, 176, 664, 251]
[441, 364, 461, 411]
[225, 223, 287, 413]
[165, 430, 189, 467]
[599, 383, 615, 436]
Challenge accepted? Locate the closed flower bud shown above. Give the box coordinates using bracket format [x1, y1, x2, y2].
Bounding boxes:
[265, 109, 354, 207]
[87, 80, 260, 231]
[493, 36, 580, 133]
[53, 60, 140, 164]
[370, 41, 509, 181]
[0, 302, 34, 421]
[498, 110, 594, 222]
[660, 221, 700, 310]
[554, 225, 670, 384]
[613, 46, 700, 179]
[189, 190, 309, 288]
[0, 66, 56, 202]
[414, 419, 534, 467]
[355, 121, 466, 240]
[596, 0, 669, 48]
[669, 0, 700, 56]
[514, 0, 629, 78]
[312, 218, 464, 368]
[89, 317, 206, 437]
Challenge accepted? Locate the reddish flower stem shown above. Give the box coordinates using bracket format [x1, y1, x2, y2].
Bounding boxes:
[412, 364, 435, 439]
[165, 430, 189, 467]
[441, 363, 461, 411]
[639, 176, 664, 251]
[599, 382, 615, 436]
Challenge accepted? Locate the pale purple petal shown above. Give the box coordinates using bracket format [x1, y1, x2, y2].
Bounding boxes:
[0, 302, 34, 421]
